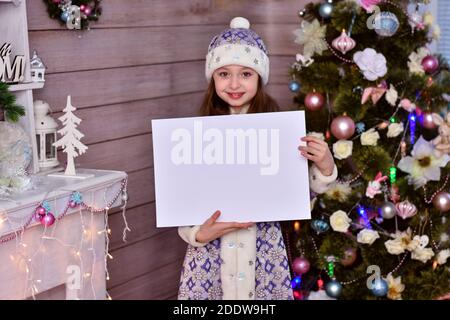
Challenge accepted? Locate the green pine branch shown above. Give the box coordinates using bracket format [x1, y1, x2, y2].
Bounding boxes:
[0, 82, 25, 122]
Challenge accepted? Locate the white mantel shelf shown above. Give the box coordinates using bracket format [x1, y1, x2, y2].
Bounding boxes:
[1, 169, 127, 235]
[0, 168, 127, 300]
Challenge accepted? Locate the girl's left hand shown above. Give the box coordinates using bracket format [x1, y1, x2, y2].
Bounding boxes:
[298, 136, 335, 176]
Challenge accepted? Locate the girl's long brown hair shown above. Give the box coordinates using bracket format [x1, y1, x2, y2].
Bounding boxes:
[199, 77, 280, 116]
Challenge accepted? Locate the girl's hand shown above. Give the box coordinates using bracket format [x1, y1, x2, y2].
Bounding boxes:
[298, 136, 335, 176]
[195, 210, 254, 243]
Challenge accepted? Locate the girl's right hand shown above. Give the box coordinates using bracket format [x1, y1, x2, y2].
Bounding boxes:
[195, 210, 254, 244]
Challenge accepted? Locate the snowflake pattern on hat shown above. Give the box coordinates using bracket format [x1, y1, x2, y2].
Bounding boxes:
[208, 28, 269, 55]
[205, 17, 270, 85]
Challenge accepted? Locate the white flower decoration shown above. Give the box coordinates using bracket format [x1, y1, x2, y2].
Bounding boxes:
[385, 84, 398, 106]
[384, 228, 419, 255]
[407, 47, 429, 75]
[293, 19, 328, 59]
[436, 249, 450, 265]
[432, 25, 441, 41]
[333, 140, 353, 160]
[353, 48, 387, 81]
[423, 12, 434, 26]
[330, 210, 352, 233]
[357, 229, 380, 245]
[397, 136, 450, 189]
[361, 128, 380, 146]
[387, 122, 404, 138]
[386, 274, 405, 300]
[307, 131, 325, 141]
[411, 247, 434, 263]
[325, 182, 352, 202]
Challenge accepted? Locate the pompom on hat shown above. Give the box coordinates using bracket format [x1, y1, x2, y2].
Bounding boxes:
[205, 17, 270, 85]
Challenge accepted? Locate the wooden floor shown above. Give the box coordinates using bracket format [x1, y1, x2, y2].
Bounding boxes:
[24, 0, 306, 299]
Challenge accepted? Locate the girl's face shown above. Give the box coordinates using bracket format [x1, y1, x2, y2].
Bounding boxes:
[212, 65, 258, 109]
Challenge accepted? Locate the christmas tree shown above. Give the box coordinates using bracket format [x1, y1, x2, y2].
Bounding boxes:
[285, 0, 450, 300]
[53, 95, 88, 176]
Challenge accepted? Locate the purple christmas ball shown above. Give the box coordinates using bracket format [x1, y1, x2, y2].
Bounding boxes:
[330, 115, 355, 140]
[421, 55, 439, 74]
[292, 256, 310, 275]
[41, 213, 56, 227]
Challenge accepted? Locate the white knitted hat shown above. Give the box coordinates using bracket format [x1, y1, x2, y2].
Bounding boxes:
[205, 17, 270, 85]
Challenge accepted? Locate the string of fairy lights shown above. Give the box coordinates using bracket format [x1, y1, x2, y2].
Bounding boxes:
[0, 178, 129, 300]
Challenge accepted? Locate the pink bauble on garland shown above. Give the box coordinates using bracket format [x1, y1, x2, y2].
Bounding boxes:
[69, 200, 78, 208]
[41, 213, 56, 227]
[421, 55, 439, 74]
[304, 92, 324, 111]
[34, 206, 46, 222]
[331, 115, 355, 139]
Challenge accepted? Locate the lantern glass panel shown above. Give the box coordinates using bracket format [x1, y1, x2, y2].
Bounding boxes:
[45, 133, 55, 158]
[36, 134, 41, 160]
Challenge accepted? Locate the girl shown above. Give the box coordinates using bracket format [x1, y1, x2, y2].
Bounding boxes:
[177, 17, 337, 300]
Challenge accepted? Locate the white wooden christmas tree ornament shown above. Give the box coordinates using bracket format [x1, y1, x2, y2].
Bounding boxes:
[48, 95, 93, 179]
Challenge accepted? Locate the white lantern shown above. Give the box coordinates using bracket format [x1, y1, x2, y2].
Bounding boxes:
[34, 100, 59, 169]
[30, 50, 46, 82]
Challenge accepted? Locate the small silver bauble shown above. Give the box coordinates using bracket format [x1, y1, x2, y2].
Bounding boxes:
[379, 201, 396, 219]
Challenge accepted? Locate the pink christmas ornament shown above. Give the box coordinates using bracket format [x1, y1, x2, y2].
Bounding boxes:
[395, 200, 417, 219]
[304, 92, 324, 111]
[399, 98, 416, 112]
[80, 4, 86, 11]
[433, 192, 450, 212]
[421, 55, 439, 74]
[330, 115, 355, 140]
[41, 213, 56, 227]
[361, 86, 387, 105]
[292, 256, 310, 275]
[35, 206, 46, 216]
[34, 212, 45, 222]
[359, 0, 382, 12]
[84, 6, 92, 15]
[365, 171, 388, 198]
[421, 111, 437, 130]
[69, 200, 78, 208]
[332, 30, 356, 54]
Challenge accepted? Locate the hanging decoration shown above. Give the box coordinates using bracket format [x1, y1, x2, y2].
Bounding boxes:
[331, 29, 356, 55]
[373, 11, 399, 37]
[0, 178, 128, 244]
[43, 0, 102, 30]
[318, 1, 334, 19]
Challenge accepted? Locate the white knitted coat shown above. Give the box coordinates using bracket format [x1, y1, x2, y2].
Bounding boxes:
[178, 106, 338, 299]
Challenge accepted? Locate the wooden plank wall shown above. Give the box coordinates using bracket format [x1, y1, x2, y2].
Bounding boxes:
[26, 0, 307, 300]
